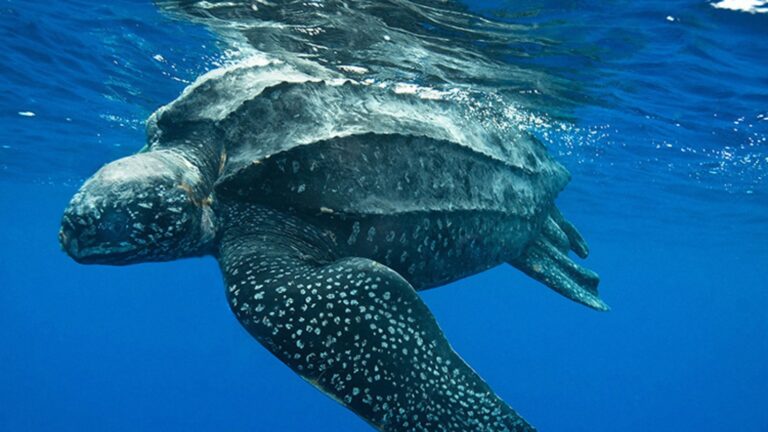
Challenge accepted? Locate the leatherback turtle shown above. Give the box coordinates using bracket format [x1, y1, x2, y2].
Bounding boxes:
[59, 59, 606, 432]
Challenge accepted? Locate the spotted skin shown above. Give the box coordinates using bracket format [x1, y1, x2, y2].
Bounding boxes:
[219, 203, 535, 432]
[304, 210, 536, 290]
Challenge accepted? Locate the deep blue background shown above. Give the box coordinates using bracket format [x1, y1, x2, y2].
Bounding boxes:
[1, 1, 766, 431]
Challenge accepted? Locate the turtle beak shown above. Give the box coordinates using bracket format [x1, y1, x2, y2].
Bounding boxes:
[58, 224, 76, 256]
[59, 200, 139, 265]
[59, 209, 98, 263]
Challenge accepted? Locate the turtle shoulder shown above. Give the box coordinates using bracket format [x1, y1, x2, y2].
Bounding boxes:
[144, 58, 328, 150]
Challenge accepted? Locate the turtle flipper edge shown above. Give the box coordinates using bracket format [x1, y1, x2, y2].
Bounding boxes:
[510, 210, 608, 311]
[217, 206, 536, 432]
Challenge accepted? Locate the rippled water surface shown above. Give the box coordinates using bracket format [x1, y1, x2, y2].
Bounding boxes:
[1, 1, 766, 431]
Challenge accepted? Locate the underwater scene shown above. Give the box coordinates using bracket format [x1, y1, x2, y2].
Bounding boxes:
[1, 0, 766, 431]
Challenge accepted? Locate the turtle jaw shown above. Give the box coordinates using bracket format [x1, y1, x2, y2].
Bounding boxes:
[59, 231, 138, 264]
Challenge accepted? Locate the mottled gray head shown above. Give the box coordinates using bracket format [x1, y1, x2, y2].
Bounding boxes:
[59, 151, 216, 265]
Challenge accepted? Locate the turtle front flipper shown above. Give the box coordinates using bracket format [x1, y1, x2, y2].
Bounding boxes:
[218, 206, 535, 432]
[510, 210, 608, 311]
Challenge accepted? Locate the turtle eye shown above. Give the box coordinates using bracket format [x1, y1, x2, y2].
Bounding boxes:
[97, 208, 131, 240]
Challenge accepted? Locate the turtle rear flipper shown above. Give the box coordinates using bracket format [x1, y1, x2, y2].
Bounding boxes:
[510, 211, 608, 311]
[549, 207, 590, 258]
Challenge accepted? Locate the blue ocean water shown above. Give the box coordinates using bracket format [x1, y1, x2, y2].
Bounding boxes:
[1, 0, 766, 431]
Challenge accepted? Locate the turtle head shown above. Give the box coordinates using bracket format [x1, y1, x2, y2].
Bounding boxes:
[59, 151, 217, 265]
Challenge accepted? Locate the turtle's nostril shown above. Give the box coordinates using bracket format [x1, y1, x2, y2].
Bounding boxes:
[58, 228, 68, 249]
[59, 218, 80, 257]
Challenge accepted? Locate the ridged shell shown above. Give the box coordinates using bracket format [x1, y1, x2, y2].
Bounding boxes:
[146, 60, 570, 218]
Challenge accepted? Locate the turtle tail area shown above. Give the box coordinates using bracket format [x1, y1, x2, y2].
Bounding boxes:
[509, 208, 609, 311]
